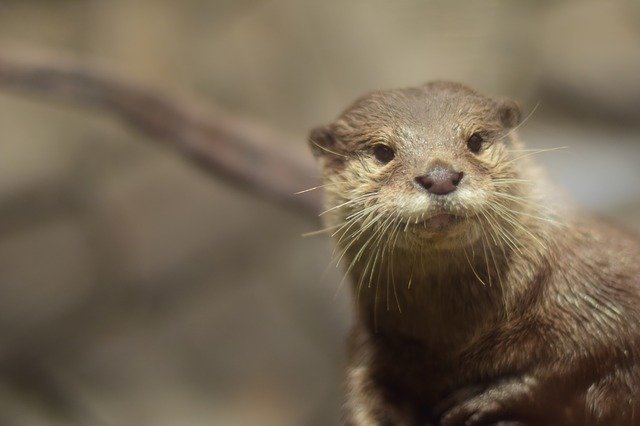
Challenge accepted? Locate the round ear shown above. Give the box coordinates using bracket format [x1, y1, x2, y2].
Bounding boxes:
[308, 124, 340, 158]
[498, 99, 521, 129]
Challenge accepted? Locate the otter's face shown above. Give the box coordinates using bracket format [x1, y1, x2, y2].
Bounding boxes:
[309, 82, 523, 250]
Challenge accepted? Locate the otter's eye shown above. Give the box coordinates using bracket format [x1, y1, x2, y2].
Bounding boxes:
[373, 144, 395, 164]
[467, 133, 483, 153]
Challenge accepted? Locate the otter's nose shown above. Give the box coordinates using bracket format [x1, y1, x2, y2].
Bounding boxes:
[415, 167, 464, 195]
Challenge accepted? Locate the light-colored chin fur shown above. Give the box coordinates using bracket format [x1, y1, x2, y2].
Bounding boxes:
[393, 217, 484, 251]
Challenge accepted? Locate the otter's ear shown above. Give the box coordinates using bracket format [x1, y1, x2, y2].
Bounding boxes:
[308, 124, 341, 159]
[498, 99, 521, 129]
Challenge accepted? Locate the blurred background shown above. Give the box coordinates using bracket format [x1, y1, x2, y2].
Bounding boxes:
[0, 1, 639, 425]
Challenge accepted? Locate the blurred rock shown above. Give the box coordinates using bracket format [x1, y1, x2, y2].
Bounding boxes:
[0, 219, 94, 351]
[521, 121, 640, 217]
[535, 0, 640, 124]
[88, 149, 238, 285]
[0, 96, 83, 233]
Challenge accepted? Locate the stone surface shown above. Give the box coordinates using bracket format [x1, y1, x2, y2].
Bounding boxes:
[521, 120, 640, 217]
[535, 1, 640, 123]
[88, 147, 267, 284]
[0, 219, 94, 347]
[0, 97, 81, 217]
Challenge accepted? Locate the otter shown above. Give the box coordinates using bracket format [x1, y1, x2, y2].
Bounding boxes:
[308, 81, 640, 425]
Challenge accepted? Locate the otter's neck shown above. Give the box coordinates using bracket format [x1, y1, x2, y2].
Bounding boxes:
[346, 240, 516, 348]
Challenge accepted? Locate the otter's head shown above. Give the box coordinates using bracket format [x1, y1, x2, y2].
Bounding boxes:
[309, 81, 525, 251]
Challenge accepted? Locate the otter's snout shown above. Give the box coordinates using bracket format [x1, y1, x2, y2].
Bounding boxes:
[415, 166, 463, 195]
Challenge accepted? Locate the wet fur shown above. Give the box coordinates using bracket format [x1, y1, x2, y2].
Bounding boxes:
[309, 82, 640, 425]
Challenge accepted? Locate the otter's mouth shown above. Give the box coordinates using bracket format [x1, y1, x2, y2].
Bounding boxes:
[406, 213, 464, 232]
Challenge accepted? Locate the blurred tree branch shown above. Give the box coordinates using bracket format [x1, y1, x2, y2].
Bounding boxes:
[0, 50, 322, 217]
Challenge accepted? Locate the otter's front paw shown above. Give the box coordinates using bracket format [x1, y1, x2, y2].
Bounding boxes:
[439, 395, 505, 425]
[436, 377, 535, 425]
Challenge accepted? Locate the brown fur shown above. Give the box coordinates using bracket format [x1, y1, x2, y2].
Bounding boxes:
[309, 82, 640, 425]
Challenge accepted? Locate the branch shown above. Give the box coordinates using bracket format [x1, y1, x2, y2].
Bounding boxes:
[0, 50, 322, 217]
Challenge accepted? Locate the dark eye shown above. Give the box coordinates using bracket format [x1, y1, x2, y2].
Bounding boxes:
[373, 144, 395, 164]
[467, 133, 483, 153]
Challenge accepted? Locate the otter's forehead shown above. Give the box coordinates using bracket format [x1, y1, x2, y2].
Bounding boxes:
[339, 82, 497, 142]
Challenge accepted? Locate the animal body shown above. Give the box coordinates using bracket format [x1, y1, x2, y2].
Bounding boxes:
[309, 82, 640, 425]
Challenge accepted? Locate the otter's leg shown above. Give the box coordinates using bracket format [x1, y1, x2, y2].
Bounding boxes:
[344, 328, 420, 425]
[344, 365, 390, 425]
[344, 364, 425, 425]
